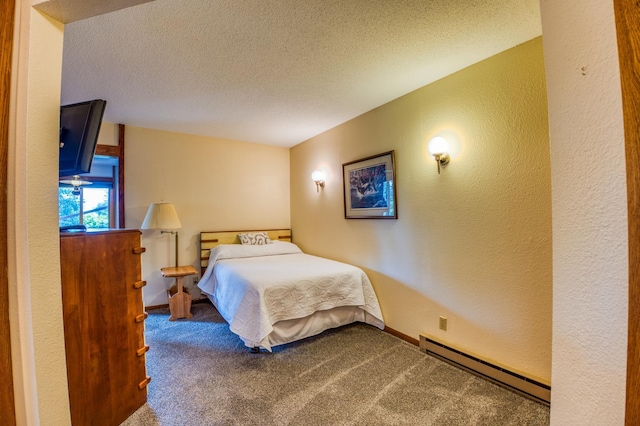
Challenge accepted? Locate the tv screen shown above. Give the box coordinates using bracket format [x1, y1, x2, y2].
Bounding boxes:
[59, 99, 107, 177]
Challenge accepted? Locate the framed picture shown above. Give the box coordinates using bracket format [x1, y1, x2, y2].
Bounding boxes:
[342, 150, 397, 219]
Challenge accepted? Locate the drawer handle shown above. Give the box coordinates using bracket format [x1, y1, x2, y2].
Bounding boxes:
[132, 247, 146, 254]
[135, 312, 149, 323]
[133, 281, 147, 289]
[136, 345, 150, 357]
[138, 376, 151, 389]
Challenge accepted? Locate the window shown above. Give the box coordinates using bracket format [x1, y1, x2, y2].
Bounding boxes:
[59, 154, 119, 229]
[59, 186, 111, 228]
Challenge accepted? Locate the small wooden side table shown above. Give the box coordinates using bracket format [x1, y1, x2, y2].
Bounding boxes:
[161, 265, 197, 321]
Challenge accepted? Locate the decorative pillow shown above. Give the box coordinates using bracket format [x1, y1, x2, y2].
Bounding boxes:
[237, 232, 272, 245]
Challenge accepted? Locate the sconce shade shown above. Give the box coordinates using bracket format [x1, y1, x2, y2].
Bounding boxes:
[311, 170, 326, 182]
[428, 137, 448, 155]
[311, 170, 326, 192]
[141, 203, 182, 230]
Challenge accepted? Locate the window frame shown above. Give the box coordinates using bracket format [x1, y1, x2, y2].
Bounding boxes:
[59, 176, 115, 228]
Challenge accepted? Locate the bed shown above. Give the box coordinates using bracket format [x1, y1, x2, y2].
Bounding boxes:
[197, 229, 384, 351]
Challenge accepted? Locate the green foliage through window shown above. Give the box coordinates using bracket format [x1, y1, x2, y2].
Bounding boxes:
[59, 187, 110, 228]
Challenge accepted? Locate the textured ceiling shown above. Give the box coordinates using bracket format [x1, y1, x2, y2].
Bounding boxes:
[34, 0, 156, 24]
[60, 0, 542, 147]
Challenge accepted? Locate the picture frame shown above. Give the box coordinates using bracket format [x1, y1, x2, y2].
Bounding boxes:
[342, 150, 397, 219]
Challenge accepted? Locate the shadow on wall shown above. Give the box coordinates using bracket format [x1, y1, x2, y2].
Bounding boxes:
[361, 267, 524, 358]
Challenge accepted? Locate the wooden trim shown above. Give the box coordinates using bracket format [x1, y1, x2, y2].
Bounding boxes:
[383, 326, 419, 346]
[145, 303, 170, 310]
[109, 166, 116, 228]
[615, 1, 640, 424]
[118, 124, 125, 228]
[95, 144, 120, 157]
[0, 0, 16, 422]
[94, 124, 125, 229]
[145, 297, 210, 311]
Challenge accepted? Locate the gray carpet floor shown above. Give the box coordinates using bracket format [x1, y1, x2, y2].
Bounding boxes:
[121, 302, 550, 426]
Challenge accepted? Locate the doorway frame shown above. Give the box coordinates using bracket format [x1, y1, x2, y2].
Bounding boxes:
[0, 0, 17, 424]
[613, 1, 640, 424]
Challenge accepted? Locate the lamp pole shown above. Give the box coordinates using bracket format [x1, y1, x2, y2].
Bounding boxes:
[174, 230, 178, 267]
[161, 229, 179, 267]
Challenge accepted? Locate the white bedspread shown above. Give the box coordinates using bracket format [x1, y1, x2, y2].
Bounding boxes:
[198, 242, 384, 348]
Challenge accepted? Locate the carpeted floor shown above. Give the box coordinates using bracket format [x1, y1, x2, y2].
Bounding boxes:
[121, 302, 550, 426]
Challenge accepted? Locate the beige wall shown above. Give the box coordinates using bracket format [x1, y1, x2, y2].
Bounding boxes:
[8, 3, 71, 424]
[96, 120, 118, 146]
[291, 38, 552, 381]
[122, 126, 290, 306]
[541, 2, 628, 424]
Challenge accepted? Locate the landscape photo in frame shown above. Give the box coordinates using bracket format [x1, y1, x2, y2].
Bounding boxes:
[342, 150, 397, 219]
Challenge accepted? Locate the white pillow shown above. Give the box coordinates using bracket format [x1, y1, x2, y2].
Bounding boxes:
[237, 231, 272, 245]
[208, 241, 302, 266]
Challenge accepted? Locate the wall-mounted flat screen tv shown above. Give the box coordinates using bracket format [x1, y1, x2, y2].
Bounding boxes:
[59, 99, 107, 177]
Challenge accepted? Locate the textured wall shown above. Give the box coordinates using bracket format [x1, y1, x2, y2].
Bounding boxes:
[96, 120, 118, 146]
[8, 5, 71, 425]
[540, 2, 628, 424]
[124, 126, 290, 306]
[291, 38, 552, 380]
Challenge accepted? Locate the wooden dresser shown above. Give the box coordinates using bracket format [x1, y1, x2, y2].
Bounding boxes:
[60, 229, 150, 426]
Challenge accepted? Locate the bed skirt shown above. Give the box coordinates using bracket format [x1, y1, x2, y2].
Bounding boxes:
[202, 292, 384, 351]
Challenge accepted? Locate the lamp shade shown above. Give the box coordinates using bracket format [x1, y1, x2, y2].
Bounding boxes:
[60, 174, 92, 187]
[311, 170, 326, 182]
[428, 137, 448, 155]
[141, 203, 182, 230]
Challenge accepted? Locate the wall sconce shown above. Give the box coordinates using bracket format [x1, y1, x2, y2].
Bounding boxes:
[428, 137, 450, 174]
[59, 174, 92, 195]
[311, 170, 326, 192]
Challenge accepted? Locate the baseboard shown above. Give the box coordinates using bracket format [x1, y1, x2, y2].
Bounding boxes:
[420, 334, 550, 405]
[146, 297, 210, 311]
[383, 326, 419, 346]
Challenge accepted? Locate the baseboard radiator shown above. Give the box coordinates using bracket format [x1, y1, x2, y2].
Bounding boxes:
[419, 334, 550, 405]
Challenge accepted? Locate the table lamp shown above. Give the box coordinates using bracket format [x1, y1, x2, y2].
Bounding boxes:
[140, 202, 182, 267]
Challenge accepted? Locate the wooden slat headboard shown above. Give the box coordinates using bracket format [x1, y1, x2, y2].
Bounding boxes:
[199, 229, 292, 275]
